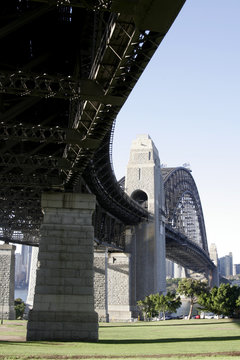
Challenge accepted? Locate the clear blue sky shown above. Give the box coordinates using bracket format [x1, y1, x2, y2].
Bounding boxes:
[112, 0, 240, 264]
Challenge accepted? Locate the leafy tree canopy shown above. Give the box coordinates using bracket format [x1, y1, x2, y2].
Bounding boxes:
[137, 292, 181, 320]
[177, 278, 208, 319]
[198, 283, 240, 317]
[14, 298, 26, 319]
[137, 295, 158, 320]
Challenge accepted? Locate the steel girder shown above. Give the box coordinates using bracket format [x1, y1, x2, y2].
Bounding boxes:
[162, 167, 209, 253]
[0, 1, 186, 241]
[165, 225, 215, 275]
[93, 204, 125, 250]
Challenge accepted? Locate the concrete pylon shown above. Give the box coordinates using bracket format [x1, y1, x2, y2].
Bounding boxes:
[125, 134, 166, 302]
[27, 192, 98, 341]
[107, 252, 133, 321]
[0, 244, 16, 320]
[25, 246, 39, 314]
[94, 249, 109, 322]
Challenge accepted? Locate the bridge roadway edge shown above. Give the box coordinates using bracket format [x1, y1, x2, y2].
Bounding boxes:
[27, 192, 98, 342]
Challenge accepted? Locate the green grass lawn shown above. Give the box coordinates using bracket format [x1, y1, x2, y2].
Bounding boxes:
[0, 319, 240, 359]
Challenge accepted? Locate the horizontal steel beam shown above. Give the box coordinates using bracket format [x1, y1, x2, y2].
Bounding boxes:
[0, 123, 102, 149]
[0, 71, 124, 105]
[0, 153, 80, 171]
[0, 174, 63, 188]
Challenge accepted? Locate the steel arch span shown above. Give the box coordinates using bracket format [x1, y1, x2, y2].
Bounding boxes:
[162, 167, 212, 271]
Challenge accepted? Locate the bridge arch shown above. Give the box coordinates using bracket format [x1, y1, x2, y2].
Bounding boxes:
[162, 167, 208, 253]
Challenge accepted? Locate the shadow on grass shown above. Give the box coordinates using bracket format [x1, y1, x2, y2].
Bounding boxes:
[0, 340, 67, 345]
[1, 335, 240, 346]
[100, 320, 234, 328]
[98, 335, 240, 344]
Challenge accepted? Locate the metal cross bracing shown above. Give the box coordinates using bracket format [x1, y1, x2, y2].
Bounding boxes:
[162, 167, 208, 252]
[165, 224, 215, 273]
[0, 1, 186, 243]
[162, 167, 214, 273]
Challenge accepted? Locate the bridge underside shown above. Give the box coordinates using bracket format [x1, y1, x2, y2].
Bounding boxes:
[165, 226, 215, 275]
[1, 0, 191, 342]
[0, 1, 186, 245]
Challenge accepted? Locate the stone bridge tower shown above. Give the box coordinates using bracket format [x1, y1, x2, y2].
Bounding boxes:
[125, 134, 166, 303]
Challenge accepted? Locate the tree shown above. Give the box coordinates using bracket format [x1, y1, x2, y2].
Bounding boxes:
[177, 278, 208, 319]
[153, 292, 181, 320]
[236, 296, 240, 318]
[137, 295, 158, 320]
[198, 283, 240, 318]
[166, 278, 182, 293]
[14, 298, 26, 319]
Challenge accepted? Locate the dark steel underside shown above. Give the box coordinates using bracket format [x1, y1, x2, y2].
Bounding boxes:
[0, 1, 215, 274]
[0, 0, 186, 235]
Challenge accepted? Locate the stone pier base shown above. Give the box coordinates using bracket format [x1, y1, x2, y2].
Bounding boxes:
[108, 253, 132, 322]
[27, 193, 98, 341]
[0, 244, 16, 320]
[94, 250, 109, 322]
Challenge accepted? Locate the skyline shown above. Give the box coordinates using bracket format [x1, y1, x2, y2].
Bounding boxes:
[112, 0, 240, 263]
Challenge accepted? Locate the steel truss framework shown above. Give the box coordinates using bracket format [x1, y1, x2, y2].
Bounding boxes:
[162, 167, 208, 252]
[0, 1, 214, 273]
[0, 1, 185, 240]
[162, 167, 214, 273]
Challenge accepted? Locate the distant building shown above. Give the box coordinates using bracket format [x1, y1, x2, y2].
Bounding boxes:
[209, 243, 218, 267]
[232, 279, 240, 287]
[15, 245, 32, 289]
[219, 252, 233, 277]
[233, 264, 240, 276]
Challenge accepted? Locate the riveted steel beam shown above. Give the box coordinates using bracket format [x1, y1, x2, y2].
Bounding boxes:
[0, 153, 86, 171]
[0, 71, 124, 105]
[0, 174, 63, 188]
[0, 123, 102, 148]
[29, 0, 112, 11]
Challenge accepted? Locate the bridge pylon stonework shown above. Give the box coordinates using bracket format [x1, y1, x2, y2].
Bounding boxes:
[0, 244, 16, 320]
[125, 134, 166, 303]
[27, 193, 98, 341]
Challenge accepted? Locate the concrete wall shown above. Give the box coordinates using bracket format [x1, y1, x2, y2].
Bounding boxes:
[0, 244, 16, 319]
[108, 252, 132, 321]
[94, 249, 109, 322]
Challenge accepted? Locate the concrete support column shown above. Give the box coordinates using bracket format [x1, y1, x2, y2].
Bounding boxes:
[108, 253, 132, 322]
[26, 246, 39, 313]
[27, 193, 98, 341]
[208, 267, 219, 288]
[125, 226, 137, 317]
[0, 244, 16, 320]
[134, 221, 166, 301]
[94, 249, 109, 322]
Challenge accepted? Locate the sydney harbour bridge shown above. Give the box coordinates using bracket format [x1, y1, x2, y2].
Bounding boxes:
[0, 0, 216, 340]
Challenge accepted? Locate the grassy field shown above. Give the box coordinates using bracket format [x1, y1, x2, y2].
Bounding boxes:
[0, 319, 240, 359]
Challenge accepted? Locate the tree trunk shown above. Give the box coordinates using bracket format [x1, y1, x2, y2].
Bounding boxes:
[188, 300, 194, 320]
